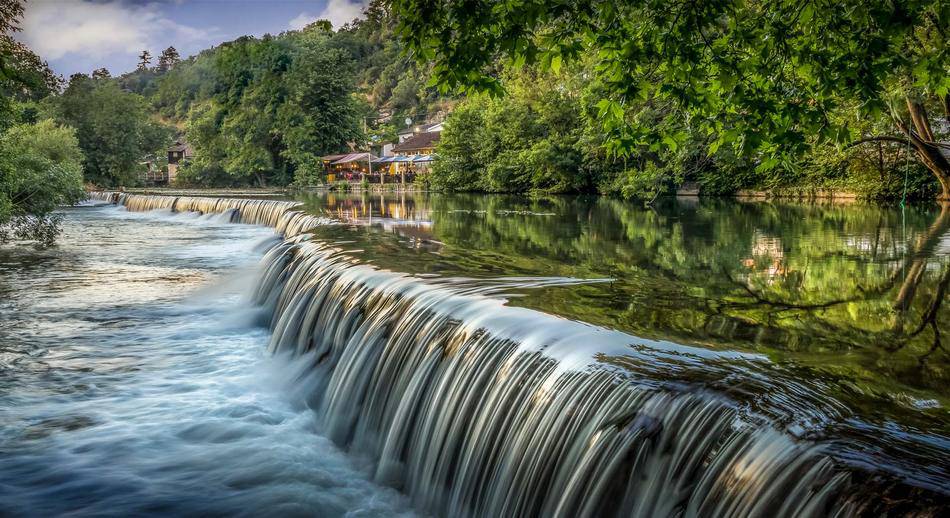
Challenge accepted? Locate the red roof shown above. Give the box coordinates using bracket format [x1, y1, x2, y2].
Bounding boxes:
[393, 131, 440, 153]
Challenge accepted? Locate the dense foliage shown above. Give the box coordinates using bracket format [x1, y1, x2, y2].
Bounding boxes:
[433, 70, 599, 193]
[0, 119, 85, 245]
[42, 75, 172, 187]
[4, 0, 947, 200]
[0, 2, 84, 245]
[393, 0, 950, 199]
[113, 4, 448, 187]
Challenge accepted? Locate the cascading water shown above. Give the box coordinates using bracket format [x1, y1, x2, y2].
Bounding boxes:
[84, 192, 948, 516]
[253, 238, 855, 517]
[96, 192, 332, 237]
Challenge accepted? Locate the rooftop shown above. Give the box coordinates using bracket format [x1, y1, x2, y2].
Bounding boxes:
[168, 141, 194, 156]
[393, 131, 440, 153]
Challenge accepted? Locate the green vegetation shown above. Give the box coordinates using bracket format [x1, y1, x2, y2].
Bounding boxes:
[0, 120, 85, 245]
[41, 75, 172, 187]
[0, 2, 84, 245]
[117, 3, 446, 188]
[2, 1, 451, 193]
[4, 0, 948, 201]
[301, 192, 950, 429]
[393, 0, 949, 199]
[435, 70, 592, 192]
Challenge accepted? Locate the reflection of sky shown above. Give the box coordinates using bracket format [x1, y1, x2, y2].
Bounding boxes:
[936, 233, 950, 255]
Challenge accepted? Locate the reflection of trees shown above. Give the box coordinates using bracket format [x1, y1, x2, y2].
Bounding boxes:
[416, 195, 950, 397]
[722, 204, 950, 338]
[299, 191, 950, 399]
[893, 203, 950, 320]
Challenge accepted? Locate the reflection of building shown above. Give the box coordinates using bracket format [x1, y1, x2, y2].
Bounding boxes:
[167, 140, 193, 184]
[743, 233, 786, 280]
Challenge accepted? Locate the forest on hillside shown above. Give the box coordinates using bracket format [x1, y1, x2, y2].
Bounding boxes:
[2, 0, 949, 245]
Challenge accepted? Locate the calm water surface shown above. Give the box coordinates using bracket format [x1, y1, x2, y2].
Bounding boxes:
[296, 193, 950, 487]
[1, 193, 948, 514]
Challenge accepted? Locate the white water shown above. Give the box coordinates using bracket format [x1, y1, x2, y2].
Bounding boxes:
[0, 204, 414, 516]
[3, 193, 946, 516]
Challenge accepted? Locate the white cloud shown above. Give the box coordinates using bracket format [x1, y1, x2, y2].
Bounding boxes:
[18, 0, 214, 62]
[289, 0, 368, 31]
[288, 12, 318, 31]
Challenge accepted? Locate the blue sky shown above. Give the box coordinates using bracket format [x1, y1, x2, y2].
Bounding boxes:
[17, 0, 368, 78]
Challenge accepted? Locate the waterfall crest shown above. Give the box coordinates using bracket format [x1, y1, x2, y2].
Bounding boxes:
[90, 192, 331, 237]
[85, 191, 947, 516]
[253, 237, 873, 518]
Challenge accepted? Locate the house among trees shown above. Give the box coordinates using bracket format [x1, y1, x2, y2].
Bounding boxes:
[167, 140, 194, 184]
[321, 153, 348, 182]
[319, 120, 444, 185]
[392, 129, 440, 156]
[139, 157, 166, 185]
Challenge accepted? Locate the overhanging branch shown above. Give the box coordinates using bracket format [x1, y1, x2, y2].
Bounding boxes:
[845, 136, 912, 149]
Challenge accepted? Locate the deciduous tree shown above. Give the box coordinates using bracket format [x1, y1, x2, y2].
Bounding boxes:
[43, 75, 172, 186]
[391, 0, 950, 198]
[0, 119, 85, 245]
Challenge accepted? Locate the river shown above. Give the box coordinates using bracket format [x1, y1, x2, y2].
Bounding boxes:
[0, 192, 947, 516]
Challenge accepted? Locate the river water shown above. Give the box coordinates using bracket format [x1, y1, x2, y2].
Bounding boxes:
[0, 204, 414, 516]
[1, 193, 948, 516]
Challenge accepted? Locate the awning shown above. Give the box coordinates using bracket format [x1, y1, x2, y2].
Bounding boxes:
[412, 154, 435, 163]
[331, 152, 378, 165]
[372, 156, 395, 164]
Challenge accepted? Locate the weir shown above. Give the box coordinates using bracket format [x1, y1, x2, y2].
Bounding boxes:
[87, 192, 947, 516]
[88, 192, 331, 237]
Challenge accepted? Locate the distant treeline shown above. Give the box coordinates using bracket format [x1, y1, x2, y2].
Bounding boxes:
[85, 2, 450, 188]
[4, 0, 947, 203]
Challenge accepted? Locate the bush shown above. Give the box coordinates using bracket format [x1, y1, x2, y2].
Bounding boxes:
[0, 119, 85, 245]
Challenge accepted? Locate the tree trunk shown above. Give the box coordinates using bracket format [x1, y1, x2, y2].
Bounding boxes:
[892, 202, 950, 328]
[895, 97, 950, 200]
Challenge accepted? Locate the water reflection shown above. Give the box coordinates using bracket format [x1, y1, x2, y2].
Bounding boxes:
[296, 192, 950, 425]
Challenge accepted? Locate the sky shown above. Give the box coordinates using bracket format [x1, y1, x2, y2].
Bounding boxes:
[15, 0, 369, 78]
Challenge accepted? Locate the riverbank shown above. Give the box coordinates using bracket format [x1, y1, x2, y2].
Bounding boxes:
[107, 185, 879, 205]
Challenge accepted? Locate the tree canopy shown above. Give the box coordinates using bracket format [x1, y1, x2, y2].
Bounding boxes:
[392, 0, 950, 197]
[42, 74, 172, 187]
[0, 1, 84, 245]
[0, 119, 85, 245]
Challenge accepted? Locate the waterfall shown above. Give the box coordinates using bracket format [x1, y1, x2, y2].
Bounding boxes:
[85, 191, 946, 516]
[252, 237, 880, 518]
[90, 192, 332, 238]
[86, 191, 119, 203]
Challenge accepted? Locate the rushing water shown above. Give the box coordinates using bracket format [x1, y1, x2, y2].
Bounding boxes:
[1, 192, 948, 516]
[0, 203, 413, 516]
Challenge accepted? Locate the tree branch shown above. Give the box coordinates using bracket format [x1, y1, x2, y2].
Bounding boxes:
[845, 136, 912, 149]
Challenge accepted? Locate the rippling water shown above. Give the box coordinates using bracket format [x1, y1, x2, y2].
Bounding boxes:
[0, 204, 414, 516]
[2, 194, 949, 516]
